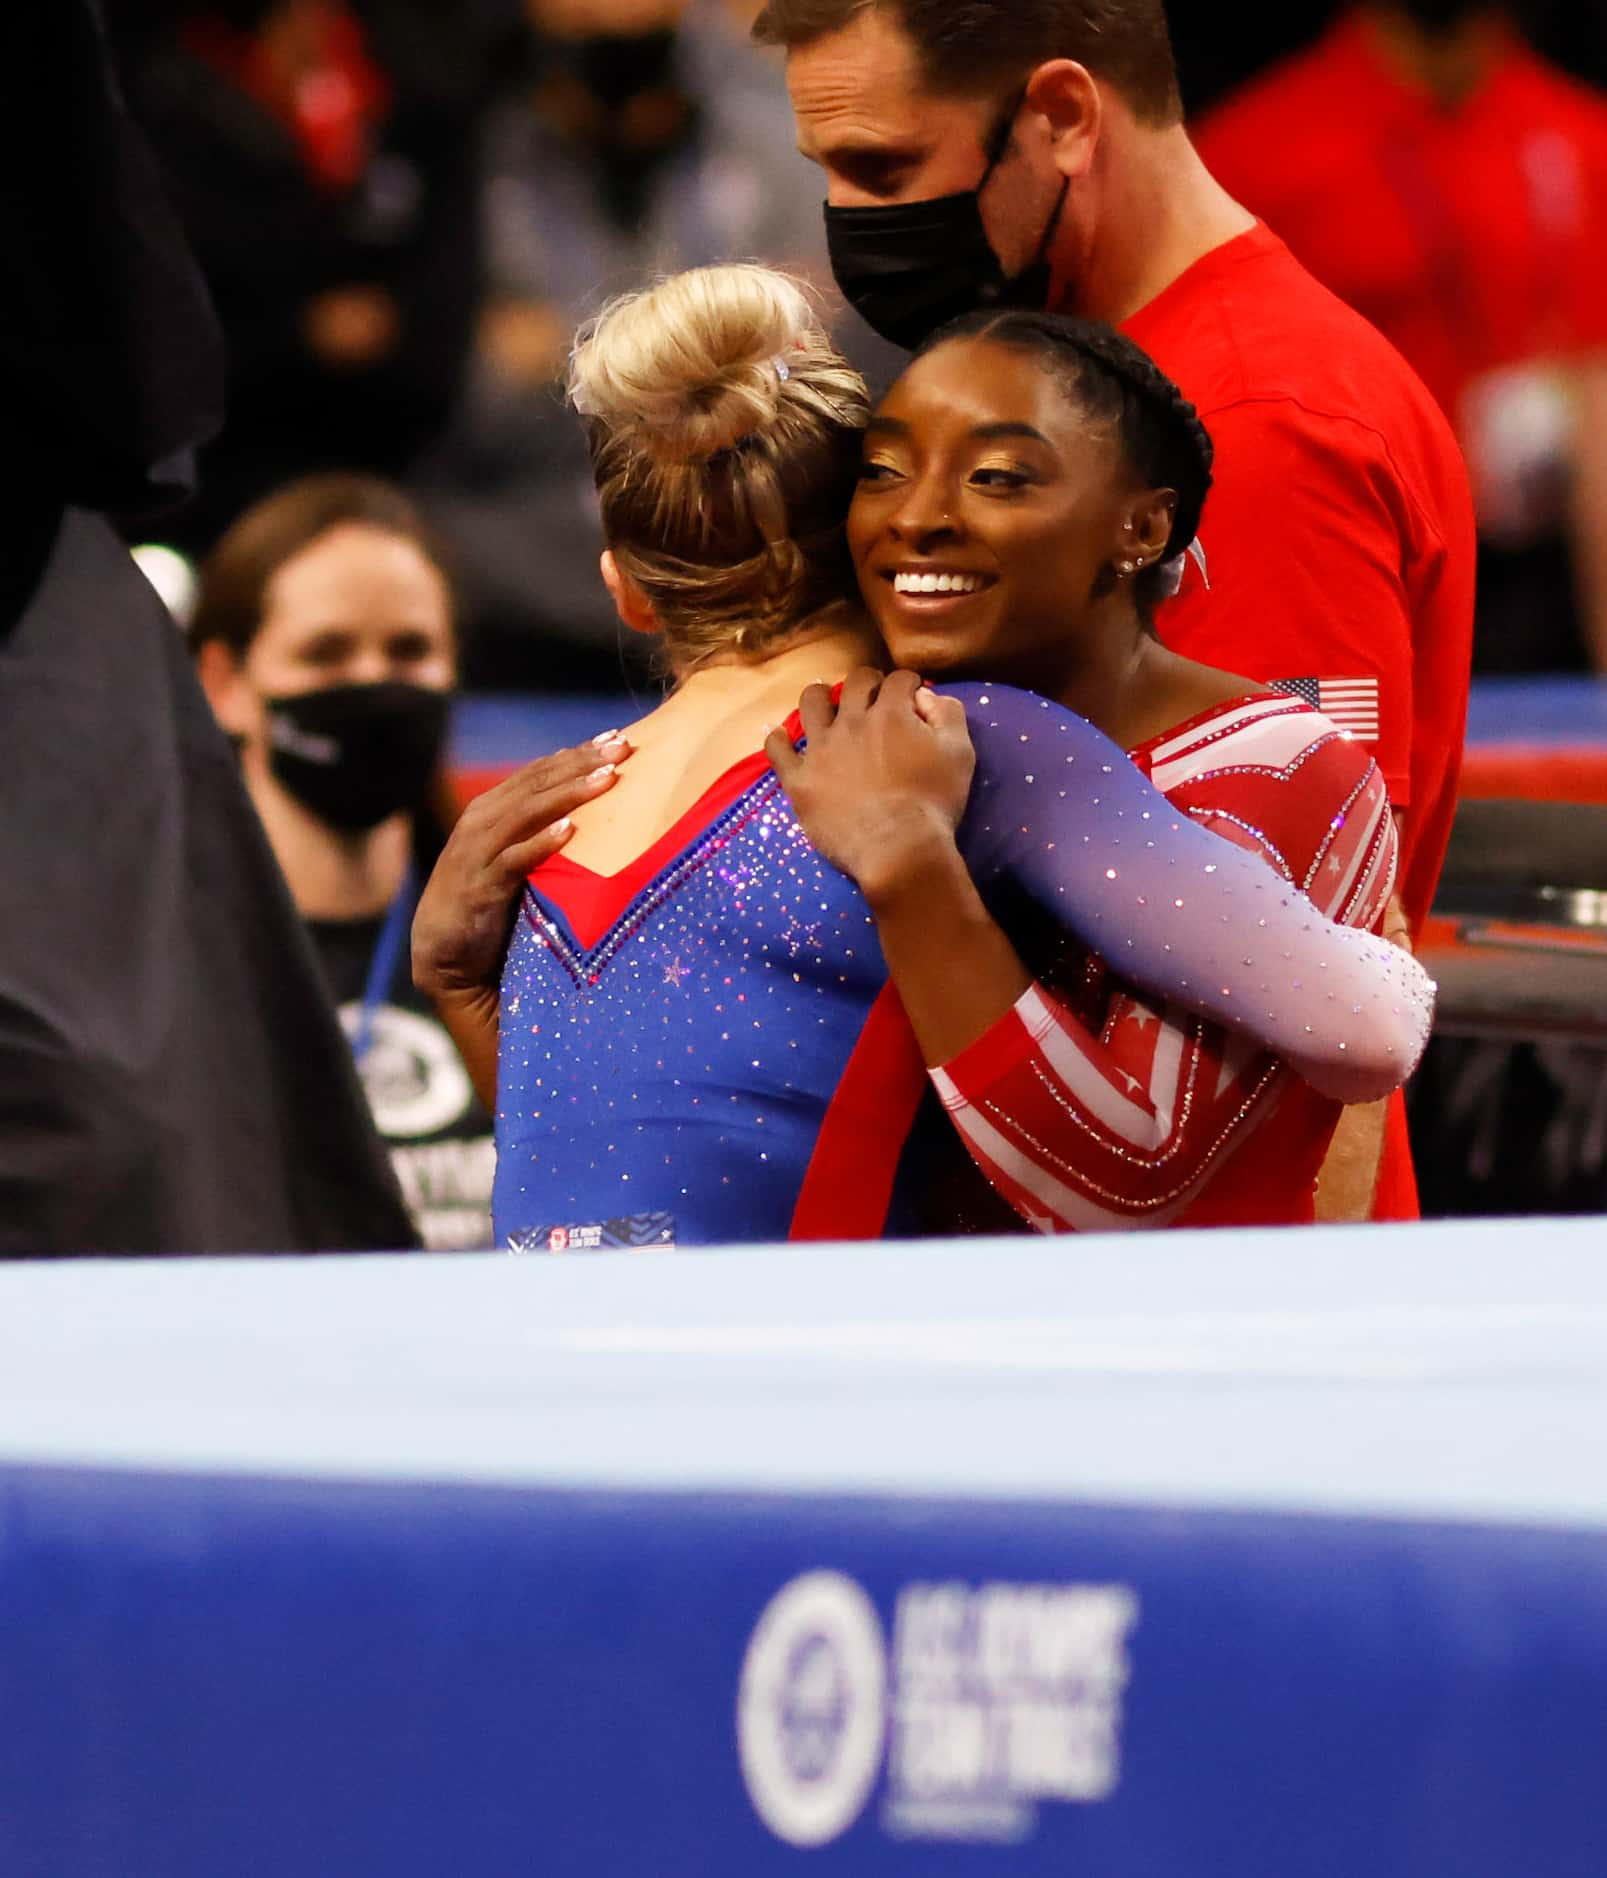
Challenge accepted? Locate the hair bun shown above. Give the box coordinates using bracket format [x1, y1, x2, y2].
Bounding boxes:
[568, 265, 817, 462]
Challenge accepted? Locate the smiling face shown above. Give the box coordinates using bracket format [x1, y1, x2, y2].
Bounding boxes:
[847, 334, 1174, 687]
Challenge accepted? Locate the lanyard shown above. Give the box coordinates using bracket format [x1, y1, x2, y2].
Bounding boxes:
[350, 867, 417, 1065]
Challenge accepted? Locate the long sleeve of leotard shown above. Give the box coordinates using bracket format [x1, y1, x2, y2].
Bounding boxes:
[933, 983, 1289, 1232]
[937, 695, 1400, 1230]
[946, 682, 1432, 1105]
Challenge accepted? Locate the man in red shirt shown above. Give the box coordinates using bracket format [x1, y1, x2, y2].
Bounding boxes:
[1195, 3, 1607, 677]
[755, 0, 1476, 1220]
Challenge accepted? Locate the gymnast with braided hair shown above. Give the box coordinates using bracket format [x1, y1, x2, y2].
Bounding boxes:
[485, 268, 1429, 1248]
[771, 306, 1412, 1231]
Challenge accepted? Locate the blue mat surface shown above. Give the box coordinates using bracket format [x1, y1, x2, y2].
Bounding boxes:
[444, 676, 1607, 769]
[449, 677, 1607, 774]
[2, 1221, 1606, 1874]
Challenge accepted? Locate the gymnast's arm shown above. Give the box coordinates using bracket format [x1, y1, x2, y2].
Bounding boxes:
[769, 673, 1432, 1105]
[767, 672, 1032, 1060]
[933, 762, 1403, 1231]
[767, 688, 1295, 1226]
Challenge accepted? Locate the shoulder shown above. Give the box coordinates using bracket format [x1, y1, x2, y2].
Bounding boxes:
[1189, 332, 1469, 558]
[1134, 232, 1453, 465]
[1136, 691, 1359, 784]
[1197, 262, 1440, 429]
[1142, 696, 1393, 899]
[938, 681, 1125, 764]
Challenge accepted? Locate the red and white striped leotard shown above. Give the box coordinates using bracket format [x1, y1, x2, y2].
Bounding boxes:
[932, 693, 1399, 1231]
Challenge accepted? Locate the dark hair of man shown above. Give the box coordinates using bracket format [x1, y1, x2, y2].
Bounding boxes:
[189, 472, 455, 660]
[916, 308, 1212, 620]
[752, 0, 1182, 128]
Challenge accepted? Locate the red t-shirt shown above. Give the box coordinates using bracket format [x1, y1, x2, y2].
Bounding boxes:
[1124, 222, 1475, 1219]
[1193, 16, 1607, 429]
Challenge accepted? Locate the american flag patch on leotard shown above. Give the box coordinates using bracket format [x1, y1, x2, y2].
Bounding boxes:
[1269, 676, 1380, 742]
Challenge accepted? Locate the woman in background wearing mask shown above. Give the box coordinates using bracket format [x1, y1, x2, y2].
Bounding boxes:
[193, 474, 495, 1250]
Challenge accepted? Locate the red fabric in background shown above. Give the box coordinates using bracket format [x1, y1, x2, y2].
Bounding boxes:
[1125, 224, 1475, 946]
[183, 3, 389, 191]
[1194, 15, 1607, 428]
[1457, 748, 1607, 801]
[1125, 226, 1475, 1224]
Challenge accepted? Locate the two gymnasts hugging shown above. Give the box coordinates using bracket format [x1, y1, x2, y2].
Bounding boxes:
[413, 265, 1433, 1249]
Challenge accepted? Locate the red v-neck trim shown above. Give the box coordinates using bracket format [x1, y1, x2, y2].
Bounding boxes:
[530, 706, 805, 951]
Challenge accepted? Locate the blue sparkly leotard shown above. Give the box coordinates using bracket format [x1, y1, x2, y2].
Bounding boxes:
[493, 682, 1432, 1250]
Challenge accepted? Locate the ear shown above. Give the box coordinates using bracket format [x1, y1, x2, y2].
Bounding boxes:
[601, 550, 661, 638]
[1023, 59, 1102, 183]
[195, 639, 261, 742]
[1115, 491, 1177, 578]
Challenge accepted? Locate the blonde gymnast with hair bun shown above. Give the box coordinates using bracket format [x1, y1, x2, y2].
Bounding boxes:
[569, 264, 878, 678]
[434, 263, 1434, 1249]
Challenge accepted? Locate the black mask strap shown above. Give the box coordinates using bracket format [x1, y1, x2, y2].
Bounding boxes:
[1031, 175, 1071, 274]
[979, 81, 1068, 287]
[978, 83, 1031, 192]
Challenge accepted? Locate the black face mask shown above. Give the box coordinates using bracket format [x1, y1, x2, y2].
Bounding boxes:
[541, 29, 697, 228]
[548, 29, 680, 112]
[1396, 0, 1485, 30]
[825, 92, 1069, 351]
[264, 683, 449, 834]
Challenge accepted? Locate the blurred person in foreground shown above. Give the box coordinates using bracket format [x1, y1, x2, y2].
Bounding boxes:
[414, 0, 894, 687]
[0, 0, 415, 1253]
[128, 0, 487, 555]
[193, 476, 499, 1249]
[1195, 1, 1607, 676]
[752, 0, 1475, 1224]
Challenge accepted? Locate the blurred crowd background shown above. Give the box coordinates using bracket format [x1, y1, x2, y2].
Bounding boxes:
[102, 0, 1607, 691]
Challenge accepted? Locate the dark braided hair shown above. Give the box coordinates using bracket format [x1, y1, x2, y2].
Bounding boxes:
[914, 309, 1213, 618]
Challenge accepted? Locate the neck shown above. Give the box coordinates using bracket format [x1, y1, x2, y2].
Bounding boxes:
[966, 604, 1156, 737]
[669, 607, 883, 694]
[244, 753, 412, 921]
[1363, 9, 1507, 108]
[1050, 632, 1170, 750]
[963, 602, 1225, 751]
[1057, 121, 1257, 326]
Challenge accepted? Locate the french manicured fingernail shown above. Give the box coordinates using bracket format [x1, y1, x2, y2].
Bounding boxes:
[587, 764, 617, 784]
[552, 817, 573, 836]
[592, 729, 622, 745]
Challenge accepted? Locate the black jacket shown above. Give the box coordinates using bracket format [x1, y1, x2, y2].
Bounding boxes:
[0, 0, 417, 1254]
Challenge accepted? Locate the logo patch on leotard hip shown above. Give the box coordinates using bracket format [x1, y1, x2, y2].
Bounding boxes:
[507, 1212, 676, 1255]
